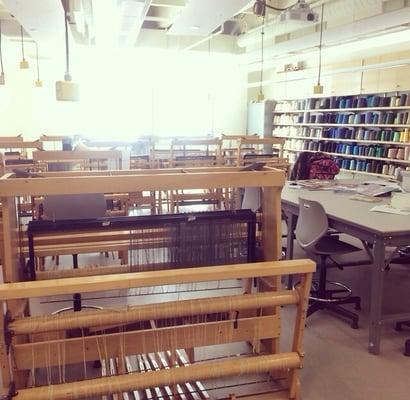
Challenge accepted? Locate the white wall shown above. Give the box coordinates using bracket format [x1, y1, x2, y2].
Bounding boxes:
[248, 49, 410, 102]
[0, 46, 248, 140]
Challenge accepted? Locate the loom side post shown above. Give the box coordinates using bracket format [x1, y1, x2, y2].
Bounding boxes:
[288, 272, 313, 400]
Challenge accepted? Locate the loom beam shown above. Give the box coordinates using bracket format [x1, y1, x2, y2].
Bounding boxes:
[14, 353, 301, 400]
[9, 290, 299, 335]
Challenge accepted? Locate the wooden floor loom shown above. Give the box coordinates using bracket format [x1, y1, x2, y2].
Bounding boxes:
[0, 259, 314, 400]
[0, 167, 315, 399]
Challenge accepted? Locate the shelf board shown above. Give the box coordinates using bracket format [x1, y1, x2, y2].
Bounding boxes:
[339, 168, 396, 180]
[283, 148, 410, 165]
[274, 106, 410, 114]
[273, 135, 410, 146]
[275, 122, 410, 129]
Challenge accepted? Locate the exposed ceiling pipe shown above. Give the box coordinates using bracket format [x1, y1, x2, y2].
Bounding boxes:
[183, 24, 224, 51]
[151, 1, 184, 9]
[121, 0, 152, 46]
[243, 6, 410, 69]
[237, 0, 384, 48]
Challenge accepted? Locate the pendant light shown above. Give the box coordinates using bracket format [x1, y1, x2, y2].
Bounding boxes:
[35, 42, 42, 87]
[56, 0, 79, 101]
[19, 25, 29, 69]
[257, 15, 265, 102]
[313, 4, 324, 94]
[0, 20, 5, 84]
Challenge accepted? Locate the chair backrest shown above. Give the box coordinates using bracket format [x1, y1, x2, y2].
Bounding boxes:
[295, 198, 329, 252]
[43, 193, 107, 220]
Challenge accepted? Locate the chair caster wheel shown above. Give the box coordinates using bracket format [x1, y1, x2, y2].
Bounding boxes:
[404, 340, 410, 357]
[351, 321, 359, 329]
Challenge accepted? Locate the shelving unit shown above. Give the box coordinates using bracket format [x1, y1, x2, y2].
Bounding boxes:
[276, 123, 410, 128]
[274, 106, 410, 114]
[276, 135, 410, 146]
[273, 91, 410, 179]
[284, 147, 410, 165]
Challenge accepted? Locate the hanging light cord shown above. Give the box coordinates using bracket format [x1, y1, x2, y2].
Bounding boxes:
[20, 25, 26, 61]
[259, 16, 265, 96]
[63, 0, 71, 80]
[35, 42, 40, 81]
[0, 20, 4, 74]
[317, 4, 324, 85]
[253, 0, 293, 14]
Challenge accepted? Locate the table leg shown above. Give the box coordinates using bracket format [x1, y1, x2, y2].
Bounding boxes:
[369, 238, 385, 355]
[286, 212, 297, 289]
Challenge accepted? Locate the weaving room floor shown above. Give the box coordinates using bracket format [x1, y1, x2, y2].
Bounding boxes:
[31, 234, 410, 400]
[285, 236, 410, 400]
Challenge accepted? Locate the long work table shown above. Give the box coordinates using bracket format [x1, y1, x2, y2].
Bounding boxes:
[282, 181, 410, 355]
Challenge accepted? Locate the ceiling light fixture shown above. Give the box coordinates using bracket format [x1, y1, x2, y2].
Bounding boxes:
[190, 25, 200, 30]
[56, 0, 79, 101]
[313, 4, 324, 94]
[35, 42, 42, 87]
[19, 25, 29, 69]
[0, 20, 5, 85]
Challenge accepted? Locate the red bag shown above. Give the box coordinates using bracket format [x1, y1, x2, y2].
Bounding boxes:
[308, 155, 340, 180]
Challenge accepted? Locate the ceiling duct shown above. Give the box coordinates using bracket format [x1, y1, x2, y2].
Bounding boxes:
[167, 0, 253, 37]
[243, 4, 410, 69]
[237, 0, 384, 48]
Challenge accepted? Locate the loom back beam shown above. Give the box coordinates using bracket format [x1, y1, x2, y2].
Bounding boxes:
[14, 353, 300, 400]
[10, 290, 299, 335]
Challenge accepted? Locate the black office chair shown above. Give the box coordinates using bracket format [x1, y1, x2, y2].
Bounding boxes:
[395, 321, 410, 356]
[295, 198, 362, 329]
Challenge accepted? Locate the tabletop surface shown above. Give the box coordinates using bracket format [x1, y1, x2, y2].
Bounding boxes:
[282, 181, 410, 236]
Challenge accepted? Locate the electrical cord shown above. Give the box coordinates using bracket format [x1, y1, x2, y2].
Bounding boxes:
[317, 3, 324, 85]
[35, 42, 40, 81]
[62, 0, 71, 80]
[259, 15, 265, 97]
[0, 20, 4, 74]
[20, 25, 25, 61]
[253, 0, 297, 16]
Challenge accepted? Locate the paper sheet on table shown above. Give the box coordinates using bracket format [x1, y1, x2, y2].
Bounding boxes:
[370, 205, 410, 216]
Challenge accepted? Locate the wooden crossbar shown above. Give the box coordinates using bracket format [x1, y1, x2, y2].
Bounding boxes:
[32, 150, 122, 161]
[13, 315, 279, 370]
[0, 260, 315, 300]
[0, 169, 284, 196]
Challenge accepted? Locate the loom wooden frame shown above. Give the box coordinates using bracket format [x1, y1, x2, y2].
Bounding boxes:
[0, 259, 315, 400]
[0, 167, 284, 276]
[0, 166, 294, 398]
